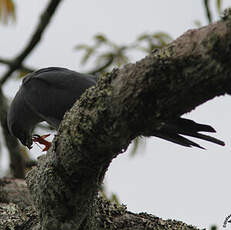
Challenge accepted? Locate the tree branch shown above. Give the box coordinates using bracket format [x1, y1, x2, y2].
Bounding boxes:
[0, 57, 34, 73]
[0, 0, 63, 85]
[0, 178, 199, 230]
[0, 89, 25, 178]
[25, 17, 231, 229]
[203, 0, 213, 23]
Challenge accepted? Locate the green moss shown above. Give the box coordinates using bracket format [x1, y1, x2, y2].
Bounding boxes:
[97, 196, 127, 230]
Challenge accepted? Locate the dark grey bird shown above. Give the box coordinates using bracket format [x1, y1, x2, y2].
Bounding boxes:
[7, 67, 225, 150]
[7, 67, 96, 149]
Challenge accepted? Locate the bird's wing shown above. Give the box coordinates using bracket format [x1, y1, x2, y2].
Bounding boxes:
[21, 67, 96, 128]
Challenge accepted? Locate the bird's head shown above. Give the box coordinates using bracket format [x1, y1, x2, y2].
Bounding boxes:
[18, 132, 33, 149]
[7, 87, 37, 149]
[7, 120, 33, 149]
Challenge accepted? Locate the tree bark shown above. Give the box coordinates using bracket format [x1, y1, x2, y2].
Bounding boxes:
[2, 12, 231, 230]
[0, 89, 25, 178]
[0, 178, 200, 230]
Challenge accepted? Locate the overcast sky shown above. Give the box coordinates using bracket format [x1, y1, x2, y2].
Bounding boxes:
[1, 1, 231, 229]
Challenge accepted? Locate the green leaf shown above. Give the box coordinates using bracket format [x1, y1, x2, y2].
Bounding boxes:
[136, 32, 172, 53]
[0, 0, 16, 25]
[94, 34, 108, 43]
[100, 185, 120, 205]
[194, 20, 202, 27]
[81, 47, 94, 65]
[130, 137, 146, 157]
[110, 193, 120, 205]
[137, 34, 150, 41]
[75, 44, 91, 50]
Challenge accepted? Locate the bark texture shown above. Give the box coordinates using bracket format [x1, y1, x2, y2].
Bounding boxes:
[0, 89, 25, 178]
[2, 13, 231, 230]
[0, 178, 200, 230]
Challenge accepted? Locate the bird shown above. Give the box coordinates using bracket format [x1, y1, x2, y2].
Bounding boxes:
[7, 67, 225, 151]
[7, 67, 96, 150]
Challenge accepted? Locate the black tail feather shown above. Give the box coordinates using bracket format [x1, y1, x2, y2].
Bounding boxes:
[154, 118, 225, 148]
[179, 131, 224, 146]
[163, 118, 216, 133]
[153, 132, 205, 149]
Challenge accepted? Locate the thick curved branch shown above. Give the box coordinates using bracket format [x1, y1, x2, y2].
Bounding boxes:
[0, 0, 63, 85]
[26, 17, 231, 229]
[0, 178, 199, 229]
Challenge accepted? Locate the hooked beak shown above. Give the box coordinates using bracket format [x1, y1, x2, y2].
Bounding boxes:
[20, 137, 32, 149]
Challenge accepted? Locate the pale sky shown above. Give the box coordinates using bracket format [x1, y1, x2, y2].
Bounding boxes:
[1, 1, 231, 229]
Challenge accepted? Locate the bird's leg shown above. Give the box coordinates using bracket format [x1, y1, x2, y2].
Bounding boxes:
[32, 134, 51, 151]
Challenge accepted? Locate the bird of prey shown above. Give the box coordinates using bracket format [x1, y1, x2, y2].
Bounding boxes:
[8, 67, 96, 150]
[7, 67, 225, 151]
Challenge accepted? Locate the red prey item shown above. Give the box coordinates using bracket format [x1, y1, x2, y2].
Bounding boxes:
[32, 134, 51, 151]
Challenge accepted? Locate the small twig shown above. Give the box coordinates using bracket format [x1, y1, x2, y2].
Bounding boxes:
[88, 55, 114, 75]
[0, 57, 34, 73]
[203, 0, 213, 23]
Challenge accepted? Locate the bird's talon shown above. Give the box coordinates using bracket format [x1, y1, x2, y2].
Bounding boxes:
[32, 134, 51, 151]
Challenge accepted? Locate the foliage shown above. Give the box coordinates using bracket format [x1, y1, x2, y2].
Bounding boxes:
[0, 0, 15, 24]
[100, 185, 120, 205]
[76, 32, 172, 74]
[203, 0, 223, 23]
